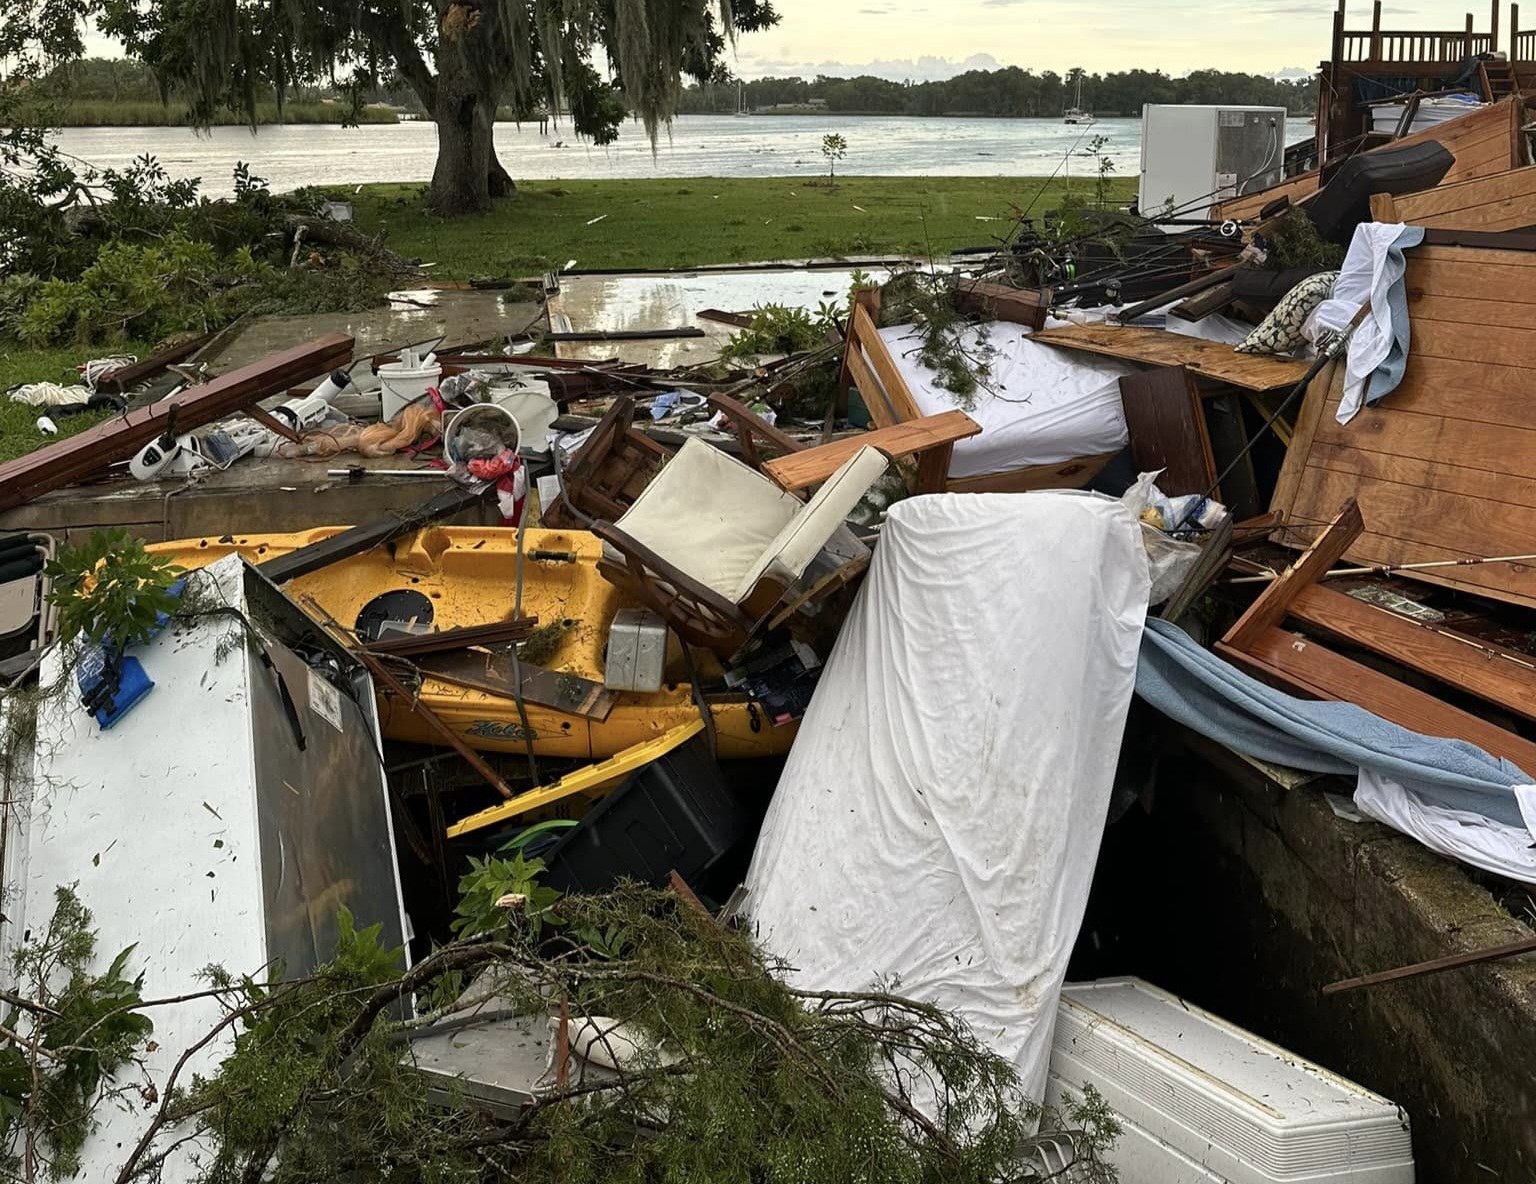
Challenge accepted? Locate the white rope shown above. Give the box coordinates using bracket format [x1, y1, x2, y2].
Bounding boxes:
[6, 354, 137, 406]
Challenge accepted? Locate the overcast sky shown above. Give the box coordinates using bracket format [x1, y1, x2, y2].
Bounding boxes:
[79, 1, 1482, 81]
[730, 0, 1461, 79]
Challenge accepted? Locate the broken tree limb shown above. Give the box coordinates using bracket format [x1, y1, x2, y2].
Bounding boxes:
[284, 214, 420, 275]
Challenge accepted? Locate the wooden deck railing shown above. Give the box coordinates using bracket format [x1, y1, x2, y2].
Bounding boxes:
[1340, 28, 1493, 64]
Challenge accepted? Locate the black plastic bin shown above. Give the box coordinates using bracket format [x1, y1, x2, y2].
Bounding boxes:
[541, 737, 753, 895]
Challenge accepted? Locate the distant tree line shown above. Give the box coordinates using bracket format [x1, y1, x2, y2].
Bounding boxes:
[679, 67, 1318, 118]
[48, 58, 1318, 126]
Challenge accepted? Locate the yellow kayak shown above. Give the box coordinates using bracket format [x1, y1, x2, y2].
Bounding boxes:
[150, 525, 796, 761]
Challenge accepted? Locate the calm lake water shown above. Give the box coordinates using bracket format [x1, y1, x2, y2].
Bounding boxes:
[50, 114, 1314, 196]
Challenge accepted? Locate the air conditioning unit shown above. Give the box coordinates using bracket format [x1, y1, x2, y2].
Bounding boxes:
[1047, 977, 1414, 1184]
[1139, 105, 1288, 227]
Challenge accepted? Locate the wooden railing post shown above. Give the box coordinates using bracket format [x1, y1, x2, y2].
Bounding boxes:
[1332, 1, 1347, 62]
[1467, 10, 1477, 55]
[1513, 2, 1522, 58]
[1371, 0, 1384, 59]
[1492, 0, 1500, 56]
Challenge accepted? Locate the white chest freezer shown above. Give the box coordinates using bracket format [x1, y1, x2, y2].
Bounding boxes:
[1047, 977, 1414, 1184]
[0, 554, 410, 1182]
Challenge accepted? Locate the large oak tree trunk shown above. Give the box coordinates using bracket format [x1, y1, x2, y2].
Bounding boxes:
[428, 43, 513, 214]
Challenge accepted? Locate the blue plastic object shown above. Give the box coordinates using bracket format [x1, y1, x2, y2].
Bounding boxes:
[75, 646, 155, 730]
[71, 577, 185, 730]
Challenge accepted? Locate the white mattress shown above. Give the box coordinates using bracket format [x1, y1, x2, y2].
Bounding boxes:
[743, 492, 1151, 1106]
[879, 322, 1133, 478]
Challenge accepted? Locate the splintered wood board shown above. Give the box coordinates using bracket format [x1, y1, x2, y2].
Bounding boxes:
[1117, 365, 1218, 496]
[1272, 243, 1536, 610]
[1032, 324, 1311, 391]
[1390, 164, 1536, 231]
[1211, 96, 1524, 223]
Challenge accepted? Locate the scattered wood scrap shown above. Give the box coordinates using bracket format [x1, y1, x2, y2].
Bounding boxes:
[0, 334, 354, 513]
[1032, 324, 1311, 392]
[953, 281, 1049, 330]
[762, 410, 981, 493]
[1116, 365, 1218, 496]
[1216, 501, 1536, 774]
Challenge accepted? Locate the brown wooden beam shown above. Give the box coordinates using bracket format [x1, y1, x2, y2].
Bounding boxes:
[0, 334, 353, 512]
[1223, 500, 1362, 651]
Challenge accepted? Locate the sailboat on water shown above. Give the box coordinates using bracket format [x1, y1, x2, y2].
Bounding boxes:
[736, 80, 750, 117]
[1063, 73, 1094, 125]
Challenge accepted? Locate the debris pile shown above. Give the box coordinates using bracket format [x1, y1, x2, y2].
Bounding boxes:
[8, 6, 1536, 1178]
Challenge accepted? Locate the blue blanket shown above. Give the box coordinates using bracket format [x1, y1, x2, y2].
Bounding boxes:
[1136, 618, 1534, 828]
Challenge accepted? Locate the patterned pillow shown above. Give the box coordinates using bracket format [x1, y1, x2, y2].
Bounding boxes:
[1235, 270, 1340, 356]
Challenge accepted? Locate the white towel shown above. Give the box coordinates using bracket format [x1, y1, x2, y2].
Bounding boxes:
[1312, 221, 1418, 424]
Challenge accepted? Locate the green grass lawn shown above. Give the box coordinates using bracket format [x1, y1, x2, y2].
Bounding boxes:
[352, 175, 1137, 277]
[2, 176, 1133, 462]
[0, 342, 151, 463]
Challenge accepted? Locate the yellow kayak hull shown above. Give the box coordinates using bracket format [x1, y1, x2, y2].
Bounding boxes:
[150, 526, 795, 761]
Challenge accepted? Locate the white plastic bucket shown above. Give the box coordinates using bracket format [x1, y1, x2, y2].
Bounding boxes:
[444, 403, 522, 464]
[378, 361, 442, 420]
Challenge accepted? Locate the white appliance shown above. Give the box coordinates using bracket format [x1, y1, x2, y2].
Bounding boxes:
[1047, 977, 1414, 1184]
[1139, 105, 1288, 227]
[0, 555, 410, 1182]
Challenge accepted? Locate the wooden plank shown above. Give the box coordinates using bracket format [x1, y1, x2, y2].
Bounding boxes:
[1411, 317, 1536, 365]
[1370, 192, 1401, 220]
[1391, 164, 1536, 229]
[1322, 933, 1536, 995]
[852, 303, 922, 423]
[0, 334, 354, 512]
[1327, 355, 1536, 426]
[1270, 360, 1340, 524]
[1311, 401, 1536, 476]
[1116, 366, 1217, 496]
[945, 452, 1116, 493]
[844, 341, 895, 427]
[1160, 513, 1235, 624]
[1224, 499, 1362, 651]
[1284, 469, 1536, 607]
[1032, 324, 1311, 391]
[952, 281, 1048, 331]
[1305, 438, 1536, 511]
[96, 334, 213, 393]
[1413, 242, 1536, 266]
[1217, 629, 1536, 775]
[761, 410, 981, 492]
[1397, 293, 1536, 329]
[258, 484, 492, 583]
[1409, 258, 1536, 299]
[1289, 583, 1536, 721]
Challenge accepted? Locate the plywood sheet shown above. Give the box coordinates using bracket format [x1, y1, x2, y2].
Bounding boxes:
[1033, 324, 1311, 391]
[1273, 242, 1536, 608]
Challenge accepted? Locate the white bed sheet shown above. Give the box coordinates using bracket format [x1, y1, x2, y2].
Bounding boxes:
[878, 322, 1133, 479]
[743, 492, 1151, 1105]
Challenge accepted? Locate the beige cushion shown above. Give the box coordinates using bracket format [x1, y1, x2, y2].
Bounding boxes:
[612, 437, 803, 599]
[735, 446, 888, 601]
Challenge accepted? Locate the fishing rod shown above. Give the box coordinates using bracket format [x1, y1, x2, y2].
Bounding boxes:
[1227, 552, 1536, 586]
